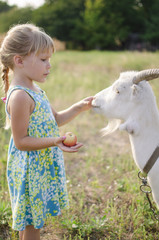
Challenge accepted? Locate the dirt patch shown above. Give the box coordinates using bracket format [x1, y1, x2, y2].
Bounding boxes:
[53, 38, 66, 51]
[41, 225, 61, 240]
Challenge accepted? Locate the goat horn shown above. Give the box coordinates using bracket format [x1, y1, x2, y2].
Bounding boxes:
[133, 69, 159, 84]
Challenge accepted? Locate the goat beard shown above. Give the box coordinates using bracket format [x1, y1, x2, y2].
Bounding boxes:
[101, 119, 121, 136]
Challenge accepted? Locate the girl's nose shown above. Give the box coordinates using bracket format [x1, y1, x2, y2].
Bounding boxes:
[47, 62, 51, 69]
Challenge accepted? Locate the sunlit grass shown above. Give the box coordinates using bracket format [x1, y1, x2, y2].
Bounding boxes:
[1, 50, 159, 239]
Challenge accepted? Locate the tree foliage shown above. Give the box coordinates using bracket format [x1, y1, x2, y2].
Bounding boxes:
[0, 1, 13, 13]
[0, 0, 159, 50]
[0, 6, 32, 33]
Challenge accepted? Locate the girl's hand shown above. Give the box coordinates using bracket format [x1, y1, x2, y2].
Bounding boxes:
[51, 96, 94, 127]
[54, 136, 83, 152]
[76, 96, 94, 112]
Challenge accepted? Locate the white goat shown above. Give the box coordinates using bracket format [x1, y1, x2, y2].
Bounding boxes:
[92, 69, 159, 208]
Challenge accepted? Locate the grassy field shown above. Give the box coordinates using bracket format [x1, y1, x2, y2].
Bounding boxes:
[1, 50, 159, 239]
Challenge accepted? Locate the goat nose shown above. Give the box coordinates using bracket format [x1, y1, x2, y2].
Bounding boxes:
[91, 97, 100, 108]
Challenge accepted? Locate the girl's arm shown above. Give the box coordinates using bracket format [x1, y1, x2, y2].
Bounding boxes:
[8, 90, 82, 152]
[52, 96, 94, 126]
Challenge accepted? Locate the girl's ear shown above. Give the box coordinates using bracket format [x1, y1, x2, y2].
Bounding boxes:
[13, 55, 23, 68]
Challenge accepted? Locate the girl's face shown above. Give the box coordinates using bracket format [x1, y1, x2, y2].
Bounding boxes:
[22, 50, 52, 83]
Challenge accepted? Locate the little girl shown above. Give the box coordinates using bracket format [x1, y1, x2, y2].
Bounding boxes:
[0, 23, 93, 240]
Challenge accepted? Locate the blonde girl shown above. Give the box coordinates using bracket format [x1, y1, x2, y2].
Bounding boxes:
[0, 23, 93, 240]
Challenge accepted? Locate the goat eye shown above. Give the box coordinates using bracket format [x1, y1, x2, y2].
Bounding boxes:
[116, 89, 120, 94]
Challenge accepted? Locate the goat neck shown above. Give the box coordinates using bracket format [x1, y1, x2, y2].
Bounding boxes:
[127, 105, 159, 171]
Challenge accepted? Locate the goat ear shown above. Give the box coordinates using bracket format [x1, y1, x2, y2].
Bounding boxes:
[131, 84, 140, 96]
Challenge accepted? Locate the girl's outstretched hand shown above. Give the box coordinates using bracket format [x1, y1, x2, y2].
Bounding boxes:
[54, 136, 83, 153]
[76, 96, 94, 112]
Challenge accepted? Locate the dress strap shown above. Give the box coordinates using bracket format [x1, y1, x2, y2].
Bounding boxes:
[6, 86, 36, 119]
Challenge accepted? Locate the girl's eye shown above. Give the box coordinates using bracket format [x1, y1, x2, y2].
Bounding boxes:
[41, 59, 46, 62]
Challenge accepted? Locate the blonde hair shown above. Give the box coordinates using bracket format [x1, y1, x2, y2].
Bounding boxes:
[0, 23, 55, 97]
[0, 23, 54, 129]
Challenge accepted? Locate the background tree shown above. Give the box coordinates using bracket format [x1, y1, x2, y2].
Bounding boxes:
[141, 0, 159, 48]
[0, 0, 13, 13]
[33, 0, 85, 44]
[0, 6, 33, 33]
[1, 0, 159, 50]
[97, 0, 145, 49]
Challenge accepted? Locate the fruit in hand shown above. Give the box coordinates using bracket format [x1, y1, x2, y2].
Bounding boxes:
[63, 132, 77, 147]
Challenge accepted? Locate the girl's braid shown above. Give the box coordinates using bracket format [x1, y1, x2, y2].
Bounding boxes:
[2, 65, 9, 96]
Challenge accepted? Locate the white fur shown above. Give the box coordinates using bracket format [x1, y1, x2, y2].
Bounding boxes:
[92, 71, 159, 208]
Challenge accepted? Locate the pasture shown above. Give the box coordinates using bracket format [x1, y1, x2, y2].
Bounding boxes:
[1, 50, 159, 239]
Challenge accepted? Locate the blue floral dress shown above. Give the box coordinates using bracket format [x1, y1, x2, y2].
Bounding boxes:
[6, 85, 69, 231]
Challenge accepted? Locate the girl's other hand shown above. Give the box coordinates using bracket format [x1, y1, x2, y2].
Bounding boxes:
[54, 136, 83, 152]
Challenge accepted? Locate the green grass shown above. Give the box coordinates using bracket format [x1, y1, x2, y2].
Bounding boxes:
[1, 50, 159, 239]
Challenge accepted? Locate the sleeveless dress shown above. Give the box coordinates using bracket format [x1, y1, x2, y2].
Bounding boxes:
[6, 85, 69, 231]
